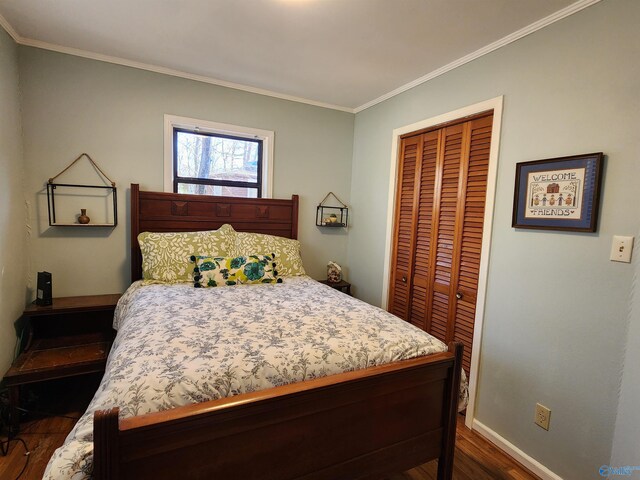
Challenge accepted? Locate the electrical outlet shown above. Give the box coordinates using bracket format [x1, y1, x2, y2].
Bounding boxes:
[535, 403, 551, 430]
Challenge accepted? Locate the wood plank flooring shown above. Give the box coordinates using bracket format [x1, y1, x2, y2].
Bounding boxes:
[384, 421, 540, 480]
[0, 375, 100, 480]
[1, 377, 540, 480]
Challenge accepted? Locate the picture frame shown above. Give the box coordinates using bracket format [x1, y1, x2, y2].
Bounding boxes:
[512, 152, 604, 232]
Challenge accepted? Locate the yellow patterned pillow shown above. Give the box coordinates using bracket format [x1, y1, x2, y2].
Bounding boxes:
[191, 254, 282, 287]
[230, 230, 306, 276]
[138, 224, 234, 283]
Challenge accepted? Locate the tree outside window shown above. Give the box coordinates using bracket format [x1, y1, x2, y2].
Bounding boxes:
[173, 128, 263, 198]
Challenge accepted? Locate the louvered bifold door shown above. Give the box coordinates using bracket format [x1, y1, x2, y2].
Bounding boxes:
[450, 115, 493, 374]
[408, 131, 440, 330]
[425, 123, 466, 343]
[388, 113, 493, 375]
[388, 135, 421, 320]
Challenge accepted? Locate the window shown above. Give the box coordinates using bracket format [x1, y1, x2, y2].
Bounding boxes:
[174, 129, 262, 197]
[164, 115, 274, 198]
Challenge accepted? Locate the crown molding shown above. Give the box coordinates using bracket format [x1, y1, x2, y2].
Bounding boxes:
[2, 0, 601, 115]
[16, 36, 354, 113]
[353, 0, 602, 113]
[0, 15, 353, 113]
[0, 12, 20, 42]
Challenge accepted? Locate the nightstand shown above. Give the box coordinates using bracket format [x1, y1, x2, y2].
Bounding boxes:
[318, 279, 352, 296]
[3, 294, 120, 436]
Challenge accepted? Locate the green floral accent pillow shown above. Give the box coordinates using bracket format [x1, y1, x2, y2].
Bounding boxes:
[230, 231, 306, 276]
[138, 224, 234, 283]
[191, 254, 282, 287]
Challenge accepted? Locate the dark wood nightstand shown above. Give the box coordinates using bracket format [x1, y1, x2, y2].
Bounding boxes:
[3, 294, 120, 436]
[318, 279, 351, 296]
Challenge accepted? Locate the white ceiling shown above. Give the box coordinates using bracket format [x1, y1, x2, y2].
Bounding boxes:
[0, 0, 594, 111]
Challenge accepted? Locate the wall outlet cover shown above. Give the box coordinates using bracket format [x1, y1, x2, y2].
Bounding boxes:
[535, 403, 551, 430]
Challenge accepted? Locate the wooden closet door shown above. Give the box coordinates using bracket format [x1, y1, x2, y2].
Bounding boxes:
[425, 122, 467, 343]
[408, 130, 440, 330]
[449, 115, 493, 373]
[389, 113, 493, 375]
[388, 135, 421, 319]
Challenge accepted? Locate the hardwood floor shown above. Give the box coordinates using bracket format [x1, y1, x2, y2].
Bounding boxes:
[1, 377, 539, 480]
[0, 375, 100, 480]
[384, 421, 541, 480]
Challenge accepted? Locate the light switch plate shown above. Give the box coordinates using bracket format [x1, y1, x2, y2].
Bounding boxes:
[610, 235, 634, 263]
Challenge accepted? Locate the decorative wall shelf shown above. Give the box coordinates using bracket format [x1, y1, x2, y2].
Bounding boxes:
[46, 154, 118, 227]
[316, 192, 348, 228]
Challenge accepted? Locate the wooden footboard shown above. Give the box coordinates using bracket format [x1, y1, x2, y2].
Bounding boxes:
[94, 342, 463, 480]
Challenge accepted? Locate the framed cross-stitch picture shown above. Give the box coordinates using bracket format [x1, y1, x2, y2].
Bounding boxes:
[512, 152, 604, 232]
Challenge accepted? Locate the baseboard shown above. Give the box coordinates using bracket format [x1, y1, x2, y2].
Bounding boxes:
[471, 419, 563, 480]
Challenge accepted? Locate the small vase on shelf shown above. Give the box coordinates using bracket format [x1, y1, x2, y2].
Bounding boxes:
[78, 209, 90, 224]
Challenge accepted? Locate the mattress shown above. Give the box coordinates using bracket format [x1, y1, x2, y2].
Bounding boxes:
[44, 276, 468, 479]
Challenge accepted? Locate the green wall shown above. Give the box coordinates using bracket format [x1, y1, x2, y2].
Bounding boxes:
[349, 1, 639, 478]
[18, 47, 354, 296]
[4, 0, 640, 476]
[0, 28, 25, 374]
[611, 228, 640, 469]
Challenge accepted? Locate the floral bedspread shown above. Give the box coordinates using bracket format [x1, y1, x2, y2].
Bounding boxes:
[44, 276, 468, 479]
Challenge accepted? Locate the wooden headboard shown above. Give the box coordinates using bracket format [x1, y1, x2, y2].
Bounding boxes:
[130, 184, 299, 282]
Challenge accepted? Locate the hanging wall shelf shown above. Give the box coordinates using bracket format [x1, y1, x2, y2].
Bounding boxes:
[316, 192, 348, 228]
[46, 153, 118, 227]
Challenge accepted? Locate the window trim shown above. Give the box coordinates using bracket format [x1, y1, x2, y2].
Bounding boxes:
[164, 114, 274, 198]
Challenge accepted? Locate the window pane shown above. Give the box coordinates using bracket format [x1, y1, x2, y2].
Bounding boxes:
[177, 183, 258, 198]
[176, 131, 259, 183]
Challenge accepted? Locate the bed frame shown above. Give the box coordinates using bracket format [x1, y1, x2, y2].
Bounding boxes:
[93, 184, 463, 480]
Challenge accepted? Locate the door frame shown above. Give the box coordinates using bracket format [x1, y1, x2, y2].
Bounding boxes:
[381, 96, 503, 428]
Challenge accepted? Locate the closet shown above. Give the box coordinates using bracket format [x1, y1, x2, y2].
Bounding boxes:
[388, 112, 493, 374]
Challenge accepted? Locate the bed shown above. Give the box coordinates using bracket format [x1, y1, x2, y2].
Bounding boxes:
[44, 184, 465, 480]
